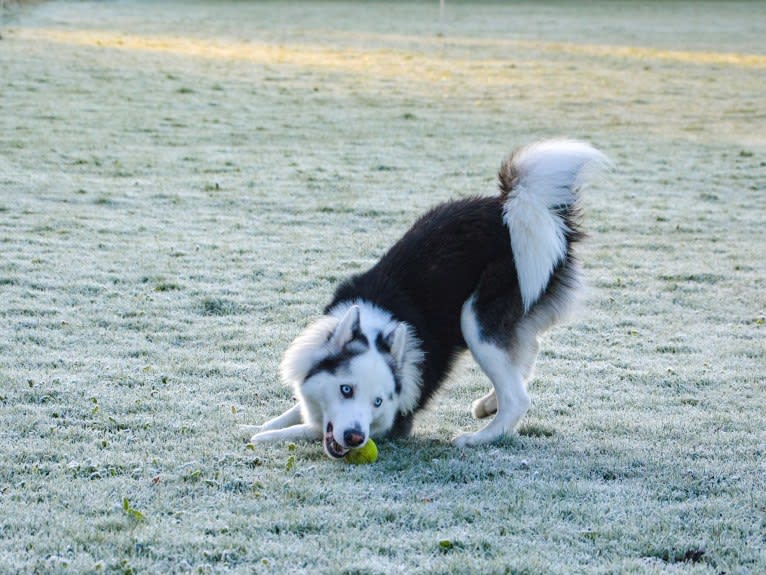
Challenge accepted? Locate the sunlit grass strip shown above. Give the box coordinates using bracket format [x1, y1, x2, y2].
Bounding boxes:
[522, 38, 766, 68]
[16, 28, 454, 85]
[320, 29, 766, 68]
[18, 27, 766, 73]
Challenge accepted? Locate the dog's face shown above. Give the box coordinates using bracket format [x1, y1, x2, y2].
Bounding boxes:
[280, 304, 422, 458]
[301, 350, 400, 458]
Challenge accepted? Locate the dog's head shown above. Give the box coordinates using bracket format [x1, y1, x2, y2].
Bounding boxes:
[280, 303, 423, 458]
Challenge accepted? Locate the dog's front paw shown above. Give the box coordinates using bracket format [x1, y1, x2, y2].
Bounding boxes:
[238, 424, 262, 441]
[248, 432, 271, 444]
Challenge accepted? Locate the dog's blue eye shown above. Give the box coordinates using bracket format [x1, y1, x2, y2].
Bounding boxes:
[340, 385, 353, 398]
[373, 397, 383, 408]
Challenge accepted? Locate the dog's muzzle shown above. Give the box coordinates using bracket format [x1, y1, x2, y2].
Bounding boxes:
[343, 428, 365, 448]
[324, 422, 349, 459]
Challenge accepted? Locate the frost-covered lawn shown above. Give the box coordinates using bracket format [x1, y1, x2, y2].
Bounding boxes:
[1, 1, 764, 573]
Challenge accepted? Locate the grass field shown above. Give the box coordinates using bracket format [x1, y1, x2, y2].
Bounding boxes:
[1, 1, 765, 573]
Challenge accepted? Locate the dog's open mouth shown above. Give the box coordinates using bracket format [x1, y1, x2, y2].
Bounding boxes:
[324, 422, 349, 459]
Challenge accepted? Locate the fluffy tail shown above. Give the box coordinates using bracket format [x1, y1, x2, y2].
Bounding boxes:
[500, 139, 608, 313]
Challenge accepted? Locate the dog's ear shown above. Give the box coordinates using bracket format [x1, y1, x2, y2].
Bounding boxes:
[385, 323, 408, 369]
[329, 305, 361, 351]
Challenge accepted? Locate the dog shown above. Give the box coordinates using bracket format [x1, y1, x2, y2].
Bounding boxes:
[245, 140, 607, 458]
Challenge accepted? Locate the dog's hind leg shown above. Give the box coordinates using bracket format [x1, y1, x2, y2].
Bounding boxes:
[471, 390, 497, 419]
[471, 333, 539, 420]
[455, 297, 532, 447]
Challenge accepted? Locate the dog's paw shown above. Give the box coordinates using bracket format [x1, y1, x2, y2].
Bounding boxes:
[248, 433, 270, 444]
[470, 392, 498, 419]
[238, 424, 262, 442]
[453, 427, 507, 448]
[453, 432, 481, 448]
[471, 398, 491, 419]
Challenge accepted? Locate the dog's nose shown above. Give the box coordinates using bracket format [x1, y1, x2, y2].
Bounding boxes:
[343, 429, 365, 447]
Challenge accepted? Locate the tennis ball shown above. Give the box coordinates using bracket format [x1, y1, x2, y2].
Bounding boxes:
[344, 438, 378, 464]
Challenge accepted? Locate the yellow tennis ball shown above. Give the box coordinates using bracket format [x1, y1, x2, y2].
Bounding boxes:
[344, 438, 378, 464]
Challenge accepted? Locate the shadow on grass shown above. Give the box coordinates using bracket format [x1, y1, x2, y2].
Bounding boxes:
[350, 435, 531, 485]
[239, 422, 567, 491]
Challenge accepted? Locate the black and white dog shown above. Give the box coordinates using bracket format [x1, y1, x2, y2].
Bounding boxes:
[245, 140, 607, 457]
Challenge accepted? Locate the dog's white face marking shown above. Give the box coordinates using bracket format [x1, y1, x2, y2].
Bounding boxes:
[301, 350, 400, 458]
[279, 302, 423, 459]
